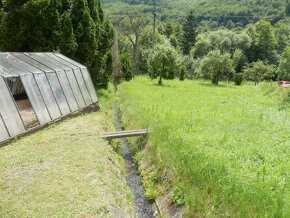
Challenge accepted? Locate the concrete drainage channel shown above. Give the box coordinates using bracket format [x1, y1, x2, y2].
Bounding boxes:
[114, 100, 156, 218]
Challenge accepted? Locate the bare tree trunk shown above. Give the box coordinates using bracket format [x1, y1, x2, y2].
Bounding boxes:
[111, 31, 122, 82]
[132, 35, 139, 75]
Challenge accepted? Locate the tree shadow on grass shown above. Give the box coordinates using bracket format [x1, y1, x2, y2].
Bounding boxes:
[150, 83, 175, 88]
[199, 82, 236, 89]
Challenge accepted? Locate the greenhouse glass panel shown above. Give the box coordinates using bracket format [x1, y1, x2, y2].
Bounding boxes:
[53, 54, 98, 103]
[63, 69, 86, 109]
[12, 53, 73, 114]
[12, 53, 54, 73]
[34, 53, 90, 106]
[0, 77, 25, 136]
[25, 53, 84, 109]
[80, 67, 98, 103]
[21, 74, 51, 124]
[0, 113, 10, 141]
[46, 73, 73, 114]
[68, 68, 92, 106]
[34, 73, 61, 120]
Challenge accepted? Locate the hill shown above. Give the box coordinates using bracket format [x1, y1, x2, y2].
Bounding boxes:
[102, 0, 290, 26]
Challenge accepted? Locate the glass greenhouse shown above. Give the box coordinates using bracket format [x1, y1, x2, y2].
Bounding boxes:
[0, 52, 98, 143]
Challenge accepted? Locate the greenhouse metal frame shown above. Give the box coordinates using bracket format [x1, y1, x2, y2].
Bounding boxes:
[0, 52, 98, 143]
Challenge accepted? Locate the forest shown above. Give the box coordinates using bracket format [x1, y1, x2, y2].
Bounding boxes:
[102, 0, 290, 85]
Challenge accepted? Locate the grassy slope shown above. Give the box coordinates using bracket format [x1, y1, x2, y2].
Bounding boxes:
[117, 77, 289, 217]
[0, 87, 134, 217]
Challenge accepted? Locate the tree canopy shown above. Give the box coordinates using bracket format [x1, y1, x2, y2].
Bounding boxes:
[0, 0, 114, 89]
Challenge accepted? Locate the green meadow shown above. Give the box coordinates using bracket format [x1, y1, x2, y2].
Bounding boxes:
[117, 77, 289, 217]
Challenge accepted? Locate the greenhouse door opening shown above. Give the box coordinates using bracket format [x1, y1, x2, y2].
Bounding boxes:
[6, 77, 39, 129]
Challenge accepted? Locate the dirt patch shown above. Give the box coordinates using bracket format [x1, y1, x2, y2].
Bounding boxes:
[16, 99, 39, 128]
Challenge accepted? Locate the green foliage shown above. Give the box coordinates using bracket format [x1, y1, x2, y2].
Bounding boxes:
[274, 22, 290, 55]
[286, 2, 290, 16]
[243, 61, 275, 85]
[198, 50, 234, 85]
[148, 42, 178, 84]
[179, 67, 185, 81]
[171, 185, 185, 206]
[246, 20, 278, 64]
[59, 11, 77, 57]
[193, 30, 251, 58]
[277, 46, 290, 81]
[234, 72, 243, 85]
[103, 0, 288, 28]
[118, 77, 289, 217]
[120, 52, 133, 81]
[0, 0, 114, 89]
[181, 10, 197, 55]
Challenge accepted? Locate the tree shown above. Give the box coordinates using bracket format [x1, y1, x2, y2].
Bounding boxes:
[120, 53, 133, 81]
[274, 22, 290, 55]
[181, 10, 197, 55]
[148, 42, 178, 85]
[246, 21, 278, 64]
[193, 30, 251, 59]
[198, 50, 234, 85]
[71, 0, 97, 67]
[59, 11, 78, 57]
[0, 0, 62, 51]
[277, 46, 290, 81]
[119, 14, 147, 74]
[0, 0, 114, 89]
[243, 61, 275, 85]
[234, 73, 243, 85]
[286, 2, 290, 16]
[165, 19, 174, 38]
[179, 67, 185, 81]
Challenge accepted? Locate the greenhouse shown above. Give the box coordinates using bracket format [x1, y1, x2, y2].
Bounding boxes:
[0, 52, 98, 143]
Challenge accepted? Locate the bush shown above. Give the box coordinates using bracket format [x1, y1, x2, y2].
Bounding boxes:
[179, 67, 185, 81]
[234, 73, 243, 85]
[120, 53, 133, 81]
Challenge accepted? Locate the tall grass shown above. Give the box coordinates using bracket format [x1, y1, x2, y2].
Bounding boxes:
[117, 77, 289, 217]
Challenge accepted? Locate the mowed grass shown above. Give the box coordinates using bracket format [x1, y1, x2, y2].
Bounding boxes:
[0, 91, 134, 217]
[117, 77, 289, 217]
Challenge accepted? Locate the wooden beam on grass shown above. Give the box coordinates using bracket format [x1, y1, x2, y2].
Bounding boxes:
[100, 129, 149, 139]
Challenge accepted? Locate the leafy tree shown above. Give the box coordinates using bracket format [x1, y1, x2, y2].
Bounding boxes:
[246, 21, 278, 64]
[165, 19, 174, 38]
[234, 73, 243, 85]
[277, 46, 290, 81]
[179, 67, 185, 81]
[286, 2, 290, 16]
[243, 61, 275, 85]
[274, 22, 290, 55]
[198, 50, 234, 85]
[148, 42, 178, 85]
[181, 10, 197, 55]
[120, 52, 133, 81]
[0, 0, 62, 51]
[193, 30, 251, 58]
[119, 14, 147, 73]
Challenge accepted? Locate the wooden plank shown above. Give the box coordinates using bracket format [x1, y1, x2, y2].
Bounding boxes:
[100, 129, 148, 139]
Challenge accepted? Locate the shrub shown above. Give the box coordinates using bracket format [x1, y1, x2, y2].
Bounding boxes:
[179, 67, 185, 81]
[234, 73, 243, 85]
[120, 53, 133, 81]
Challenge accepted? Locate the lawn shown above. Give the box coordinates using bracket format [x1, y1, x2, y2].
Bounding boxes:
[0, 88, 134, 217]
[117, 77, 289, 217]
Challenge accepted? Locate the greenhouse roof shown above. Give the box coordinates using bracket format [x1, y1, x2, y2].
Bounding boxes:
[0, 52, 98, 143]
